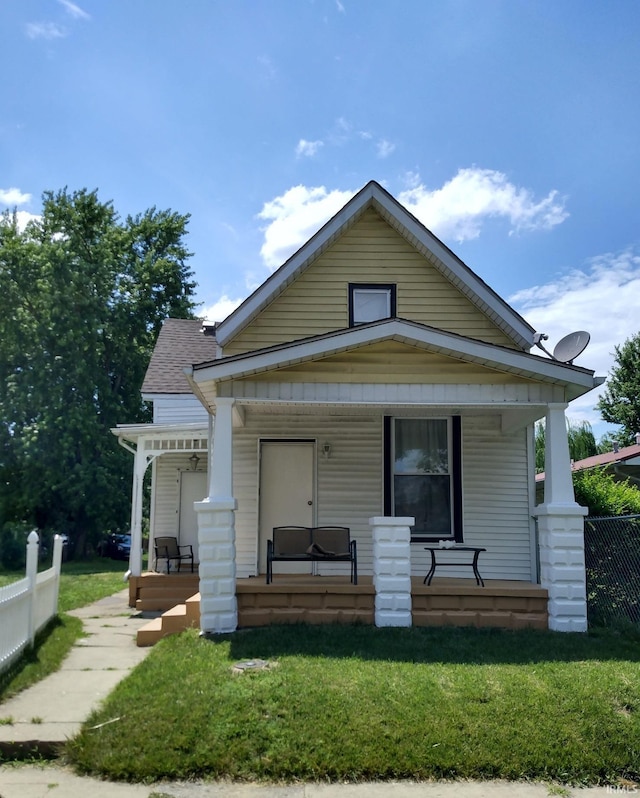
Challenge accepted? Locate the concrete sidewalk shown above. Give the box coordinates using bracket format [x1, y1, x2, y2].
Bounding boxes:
[0, 590, 620, 797]
[0, 767, 620, 798]
[0, 588, 151, 756]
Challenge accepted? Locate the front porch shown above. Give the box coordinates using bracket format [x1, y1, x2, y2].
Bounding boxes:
[134, 573, 548, 645]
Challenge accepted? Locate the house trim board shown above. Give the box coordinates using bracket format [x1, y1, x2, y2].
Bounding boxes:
[190, 319, 596, 400]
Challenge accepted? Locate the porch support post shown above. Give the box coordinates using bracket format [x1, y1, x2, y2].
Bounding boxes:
[197, 398, 237, 635]
[129, 444, 147, 577]
[370, 516, 414, 627]
[534, 403, 588, 632]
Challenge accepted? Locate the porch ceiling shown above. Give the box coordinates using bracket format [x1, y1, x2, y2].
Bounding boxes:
[229, 399, 546, 432]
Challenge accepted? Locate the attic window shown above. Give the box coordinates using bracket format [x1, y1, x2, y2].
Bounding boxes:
[349, 284, 396, 326]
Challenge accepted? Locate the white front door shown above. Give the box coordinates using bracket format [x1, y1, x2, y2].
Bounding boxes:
[258, 441, 315, 575]
[179, 470, 208, 563]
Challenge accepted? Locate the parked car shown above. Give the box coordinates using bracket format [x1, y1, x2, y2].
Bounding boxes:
[104, 533, 131, 560]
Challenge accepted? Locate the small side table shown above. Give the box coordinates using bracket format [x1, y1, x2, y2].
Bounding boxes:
[423, 546, 486, 586]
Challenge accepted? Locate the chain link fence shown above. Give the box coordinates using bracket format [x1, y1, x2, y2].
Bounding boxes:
[584, 515, 640, 627]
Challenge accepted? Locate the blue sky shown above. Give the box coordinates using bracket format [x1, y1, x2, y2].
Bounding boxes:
[2, 0, 639, 439]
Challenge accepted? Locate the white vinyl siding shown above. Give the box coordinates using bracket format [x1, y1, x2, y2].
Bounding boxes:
[223, 209, 517, 356]
[228, 410, 533, 581]
[150, 395, 210, 425]
[149, 412, 534, 582]
[151, 453, 207, 543]
[232, 413, 383, 578]
[410, 415, 533, 581]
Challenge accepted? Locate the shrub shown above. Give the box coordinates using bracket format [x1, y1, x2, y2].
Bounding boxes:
[573, 467, 640, 517]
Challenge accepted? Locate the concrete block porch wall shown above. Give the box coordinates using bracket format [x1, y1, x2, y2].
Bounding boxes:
[371, 516, 414, 627]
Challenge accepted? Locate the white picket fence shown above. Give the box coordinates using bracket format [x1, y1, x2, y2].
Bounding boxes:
[0, 531, 64, 675]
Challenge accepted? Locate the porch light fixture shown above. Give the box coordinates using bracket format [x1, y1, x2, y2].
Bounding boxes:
[322, 442, 332, 459]
[189, 453, 200, 471]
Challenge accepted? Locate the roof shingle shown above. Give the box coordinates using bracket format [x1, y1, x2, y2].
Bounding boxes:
[142, 318, 217, 394]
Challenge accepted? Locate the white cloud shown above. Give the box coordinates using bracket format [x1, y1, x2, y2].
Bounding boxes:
[510, 249, 640, 434]
[258, 185, 356, 270]
[256, 168, 567, 271]
[0, 188, 31, 205]
[296, 139, 324, 158]
[376, 139, 395, 159]
[26, 21, 67, 40]
[398, 168, 568, 242]
[58, 0, 90, 20]
[201, 295, 245, 323]
[0, 210, 41, 232]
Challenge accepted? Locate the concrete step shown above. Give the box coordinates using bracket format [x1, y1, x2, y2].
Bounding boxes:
[137, 617, 165, 647]
[136, 594, 201, 646]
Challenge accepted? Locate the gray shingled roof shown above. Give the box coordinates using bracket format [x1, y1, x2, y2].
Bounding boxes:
[142, 318, 217, 395]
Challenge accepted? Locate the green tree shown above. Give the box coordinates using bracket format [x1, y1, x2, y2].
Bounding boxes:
[597, 332, 640, 446]
[534, 419, 598, 472]
[0, 189, 197, 555]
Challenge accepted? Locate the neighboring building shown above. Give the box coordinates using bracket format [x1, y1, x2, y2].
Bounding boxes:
[114, 181, 602, 633]
[536, 442, 640, 506]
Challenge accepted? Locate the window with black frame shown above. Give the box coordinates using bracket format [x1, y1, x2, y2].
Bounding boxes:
[387, 417, 462, 541]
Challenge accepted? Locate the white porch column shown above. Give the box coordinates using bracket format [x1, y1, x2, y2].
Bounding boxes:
[534, 403, 588, 632]
[128, 446, 147, 577]
[197, 398, 237, 635]
[543, 403, 576, 507]
[370, 516, 414, 627]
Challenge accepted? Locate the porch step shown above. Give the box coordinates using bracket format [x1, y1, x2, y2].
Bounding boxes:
[137, 617, 165, 647]
[130, 573, 200, 611]
[136, 593, 201, 647]
[136, 595, 192, 612]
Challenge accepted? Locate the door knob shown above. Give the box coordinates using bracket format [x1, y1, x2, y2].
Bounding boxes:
[307, 500, 313, 505]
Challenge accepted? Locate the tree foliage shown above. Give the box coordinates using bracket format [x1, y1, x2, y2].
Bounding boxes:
[597, 332, 640, 446]
[0, 189, 197, 554]
[534, 419, 598, 473]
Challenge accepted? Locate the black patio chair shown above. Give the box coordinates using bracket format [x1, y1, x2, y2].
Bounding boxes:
[154, 536, 194, 574]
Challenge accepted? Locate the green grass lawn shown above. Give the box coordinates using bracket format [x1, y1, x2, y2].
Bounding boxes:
[0, 557, 129, 703]
[65, 623, 640, 786]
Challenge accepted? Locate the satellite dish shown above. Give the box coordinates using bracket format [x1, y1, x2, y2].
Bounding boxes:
[552, 331, 590, 364]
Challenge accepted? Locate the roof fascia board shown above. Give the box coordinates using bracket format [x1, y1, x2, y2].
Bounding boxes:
[193, 319, 595, 391]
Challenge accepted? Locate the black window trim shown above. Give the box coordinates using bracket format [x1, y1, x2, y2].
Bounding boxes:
[383, 415, 463, 543]
[348, 283, 397, 327]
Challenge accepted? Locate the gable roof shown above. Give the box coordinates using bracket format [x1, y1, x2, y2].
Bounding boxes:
[214, 181, 536, 350]
[142, 318, 217, 395]
[191, 317, 597, 401]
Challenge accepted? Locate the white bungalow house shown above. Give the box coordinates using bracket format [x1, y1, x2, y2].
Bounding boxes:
[114, 180, 601, 638]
